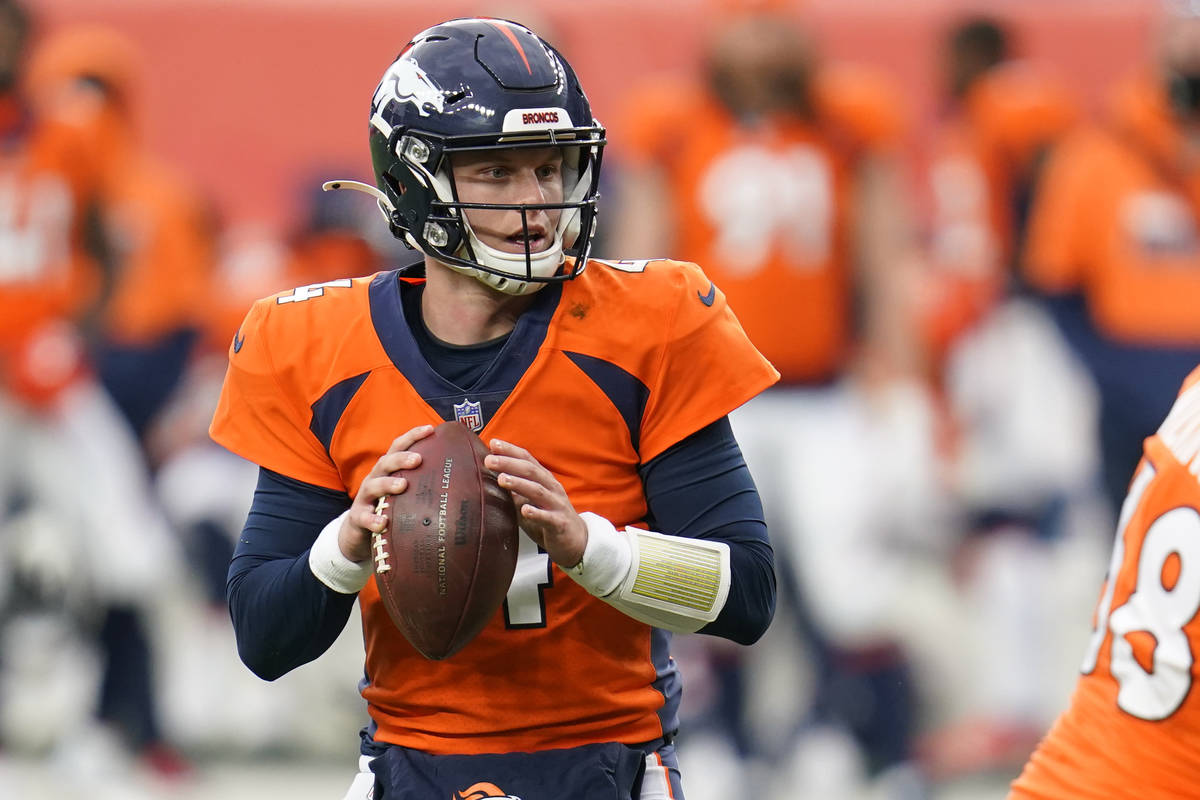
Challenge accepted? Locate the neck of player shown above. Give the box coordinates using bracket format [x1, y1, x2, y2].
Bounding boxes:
[421, 257, 537, 345]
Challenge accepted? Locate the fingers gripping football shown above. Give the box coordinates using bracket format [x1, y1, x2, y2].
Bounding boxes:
[338, 425, 434, 562]
[484, 439, 587, 569]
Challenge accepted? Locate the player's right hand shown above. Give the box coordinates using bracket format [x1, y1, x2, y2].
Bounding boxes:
[338, 424, 435, 562]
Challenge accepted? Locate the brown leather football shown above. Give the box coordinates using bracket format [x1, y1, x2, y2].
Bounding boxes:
[372, 421, 519, 660]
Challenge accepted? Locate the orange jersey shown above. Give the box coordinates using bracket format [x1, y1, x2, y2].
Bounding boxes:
[618, 65, 903, 383]
[1010, 366, 1200, 798]
[98, 151, 214, 346]
[1024, 71, 1200, 345]
[209, 258, 778, 753]
[0, 104, 102, 349]
[0, 97, 105, 405]
[24, 25, 213, 347]
[922, 62, 1078, 357]
[202, 230, 381, 356]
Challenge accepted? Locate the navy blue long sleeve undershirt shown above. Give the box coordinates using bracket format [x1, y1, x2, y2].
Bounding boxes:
[227, 416, 776, 680]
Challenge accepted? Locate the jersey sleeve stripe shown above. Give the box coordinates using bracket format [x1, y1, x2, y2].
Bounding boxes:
[309, 371, 371, 453]
[564, 351, 651, 455]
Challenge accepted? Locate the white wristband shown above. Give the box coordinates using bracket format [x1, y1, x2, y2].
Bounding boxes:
[308, 510, 373, 594]
[569, 512, 634, 597]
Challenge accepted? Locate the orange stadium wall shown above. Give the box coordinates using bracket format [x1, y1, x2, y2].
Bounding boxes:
[31, 0, 1159, 235]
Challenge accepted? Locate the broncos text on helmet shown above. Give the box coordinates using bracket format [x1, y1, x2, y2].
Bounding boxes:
[327, 17, 605, 295]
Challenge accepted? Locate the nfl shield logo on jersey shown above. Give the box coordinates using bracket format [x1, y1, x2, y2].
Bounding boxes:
[453, 399, 484, 432]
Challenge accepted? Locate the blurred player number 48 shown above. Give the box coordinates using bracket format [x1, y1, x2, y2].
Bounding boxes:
[372, 421, 519, 660]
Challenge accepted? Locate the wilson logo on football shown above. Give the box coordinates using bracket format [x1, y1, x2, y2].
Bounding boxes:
[453, 782, 521, 800]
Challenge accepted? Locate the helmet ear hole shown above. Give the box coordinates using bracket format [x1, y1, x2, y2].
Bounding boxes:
[423, 222, 449, 248]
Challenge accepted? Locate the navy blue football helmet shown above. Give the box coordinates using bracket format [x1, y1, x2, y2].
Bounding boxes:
[327, 18, 605, 294]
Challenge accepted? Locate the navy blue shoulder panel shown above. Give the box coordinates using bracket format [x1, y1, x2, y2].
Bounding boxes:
[368, 268, 563, 428]
[309, 372, 370, 453]
[368, 269, 446, 398]
[563, 351, 649, 455]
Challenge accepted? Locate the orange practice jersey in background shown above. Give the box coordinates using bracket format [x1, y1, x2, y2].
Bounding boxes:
[1024, 71, 1200, 346]
[1010, 365, 1200, 798]
[25, 24, 215, 349]
[922, 63, 1078, 357]
[0, 98, 104, 405]
[0, 105, 101, 348]
[97, 135, 214, 347]
[618, 65, 902, 383]
[210, 258, 778, 753]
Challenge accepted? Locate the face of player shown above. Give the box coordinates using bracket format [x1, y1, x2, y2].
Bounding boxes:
[449, 147, 565, 255]
[707, 15, 814, 118]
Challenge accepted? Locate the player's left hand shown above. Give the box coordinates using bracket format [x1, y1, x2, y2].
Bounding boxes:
[484, 439, 587, 569]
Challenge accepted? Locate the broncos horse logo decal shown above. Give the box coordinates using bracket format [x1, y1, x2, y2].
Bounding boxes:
[371, 57, 446, 133]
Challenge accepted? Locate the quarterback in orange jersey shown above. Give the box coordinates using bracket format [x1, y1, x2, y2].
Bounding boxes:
[1009, 365, 1200, 799]
[210, 18, 778, 800]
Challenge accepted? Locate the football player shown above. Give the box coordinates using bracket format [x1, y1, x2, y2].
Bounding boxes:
[1023, 2, 1200, 524]
[611, 3, 939, 793]
[210, 18, 778, 800]
[25, 24, 216, 443]
[915, 16, 1102, 776]
[1008, 364, 1200, 798]
[0, 1, 186, 780]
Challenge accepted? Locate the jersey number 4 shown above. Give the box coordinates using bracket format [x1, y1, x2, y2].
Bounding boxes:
[1081, 462, 1200, 721]
[276, 279, 354, 304]
[503, 530, 553, 629]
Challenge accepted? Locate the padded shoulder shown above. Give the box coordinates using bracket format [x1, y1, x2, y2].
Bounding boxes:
[813, 62, 906, 150]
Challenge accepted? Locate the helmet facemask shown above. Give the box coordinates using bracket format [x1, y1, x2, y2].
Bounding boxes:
[385, 127, 604, 295]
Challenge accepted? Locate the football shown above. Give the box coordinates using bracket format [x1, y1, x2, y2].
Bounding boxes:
[372, 421, 519, 660]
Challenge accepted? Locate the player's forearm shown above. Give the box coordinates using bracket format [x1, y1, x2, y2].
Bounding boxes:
[228, 552, 357, 680]
[226, 468, 357, 680]
[564, 416, 777, 641]
[701, 535, 775, 643]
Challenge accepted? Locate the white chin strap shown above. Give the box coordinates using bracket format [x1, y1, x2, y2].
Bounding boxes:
[323, 166, 589, 297]
[452, 225, 567, 296]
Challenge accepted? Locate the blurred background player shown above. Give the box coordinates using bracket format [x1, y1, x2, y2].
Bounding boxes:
[25, 30, 219, 778]
[913, 15, 1108, 777]
[921, 16, 1080, 356]
[1008, 363, 1200, 799]
[1023, 1, 1200, 526]
[0, 6, 188, 785]
[25, 24, 215, 446]
[611, 2, 943, 796]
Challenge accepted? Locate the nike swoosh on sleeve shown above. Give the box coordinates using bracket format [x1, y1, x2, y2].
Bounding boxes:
[697, 282, 716, 306]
